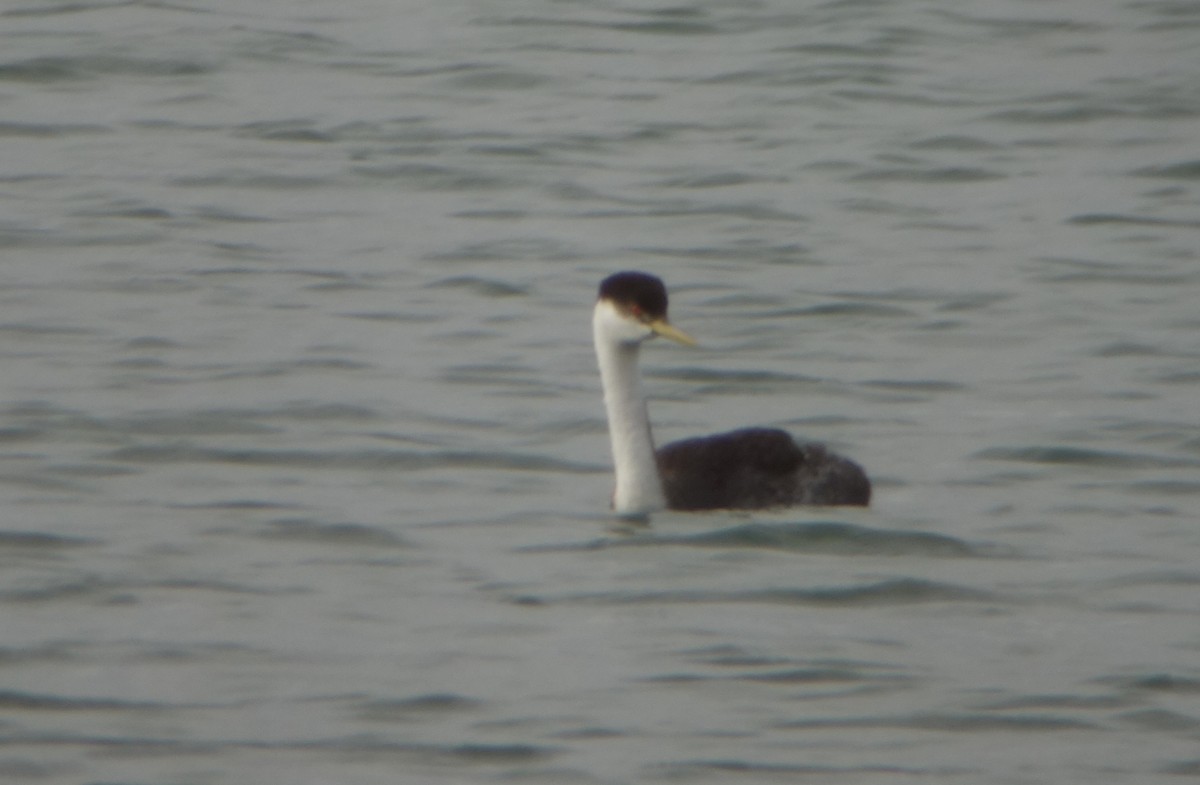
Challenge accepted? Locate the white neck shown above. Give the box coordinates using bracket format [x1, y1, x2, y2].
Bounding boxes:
[593, 302, 666, 516]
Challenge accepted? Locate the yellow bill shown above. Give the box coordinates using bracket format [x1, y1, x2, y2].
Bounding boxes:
[649, 319, 696, 346]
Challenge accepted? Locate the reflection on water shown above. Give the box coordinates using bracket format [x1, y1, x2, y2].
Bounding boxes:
[1, 0, 1199, 782]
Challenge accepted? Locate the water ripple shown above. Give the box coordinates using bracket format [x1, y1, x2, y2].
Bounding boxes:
[257, 518, 410, 547]
[775, 712, 1097, 732]
[653, 759, 970, 779]
[533, 522, 982, 558]
[0, 54, 213, 82]
[0, 530, 99, 549]
[1133, 160, 1200, 180]
[354, 693, 484, 722]
[0, 732, 558, 764]
[516, 578, 993, 608]
[105, 444, 601, 474]
[850, 166, 1005, 183]
[0, 690, 165, 712]
[0, 121, 108, 137]
[976, 446, 1198, 469]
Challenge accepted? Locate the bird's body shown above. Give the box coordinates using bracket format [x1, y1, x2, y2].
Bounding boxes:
[658, 427, 869, 510]
[593, 271, 870, 516]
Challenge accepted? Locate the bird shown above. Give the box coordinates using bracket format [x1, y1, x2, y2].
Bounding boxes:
[592, 270, 870, 516]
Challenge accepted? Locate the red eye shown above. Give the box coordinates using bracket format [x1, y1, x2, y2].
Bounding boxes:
[629, 305, 643, 318]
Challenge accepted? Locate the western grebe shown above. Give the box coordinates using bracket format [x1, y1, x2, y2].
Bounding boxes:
[593, 271, 870, 516]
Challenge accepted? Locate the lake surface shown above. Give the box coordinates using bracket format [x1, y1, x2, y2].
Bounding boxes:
[1, 0, 1198, 783]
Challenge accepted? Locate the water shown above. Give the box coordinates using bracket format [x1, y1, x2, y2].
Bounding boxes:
[1, 0, 1198, 782]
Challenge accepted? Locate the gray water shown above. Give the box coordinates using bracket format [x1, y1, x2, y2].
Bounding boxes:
[1, 0, 1199, 783]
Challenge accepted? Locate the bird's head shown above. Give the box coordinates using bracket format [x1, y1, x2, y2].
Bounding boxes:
[594, 271, 696, 347]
